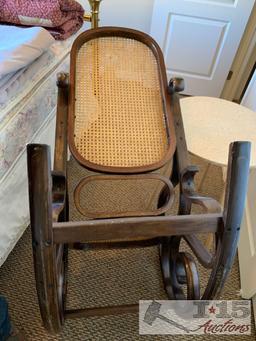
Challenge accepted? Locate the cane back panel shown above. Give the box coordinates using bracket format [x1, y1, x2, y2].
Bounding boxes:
[69, 27, 176, 173]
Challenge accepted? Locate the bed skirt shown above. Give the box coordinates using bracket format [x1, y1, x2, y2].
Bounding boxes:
[0, 112, 56, 266]
[0, 54, 72, 266]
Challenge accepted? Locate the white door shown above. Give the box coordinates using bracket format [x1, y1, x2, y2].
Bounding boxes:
[150, 0, 255, 97]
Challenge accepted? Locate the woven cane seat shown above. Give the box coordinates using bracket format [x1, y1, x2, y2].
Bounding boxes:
[69, 28, 176, 173]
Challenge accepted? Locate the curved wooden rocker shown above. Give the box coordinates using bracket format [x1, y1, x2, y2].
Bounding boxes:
[27, 27, 251, 333]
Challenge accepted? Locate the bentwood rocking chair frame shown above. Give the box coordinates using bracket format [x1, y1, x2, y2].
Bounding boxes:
[27, 27, 250, 333]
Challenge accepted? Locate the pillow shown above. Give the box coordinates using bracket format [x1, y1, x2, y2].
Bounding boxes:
[0, 25, 54, 77]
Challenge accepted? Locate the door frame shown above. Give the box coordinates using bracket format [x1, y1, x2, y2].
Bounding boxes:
[221, 2, 256, 102]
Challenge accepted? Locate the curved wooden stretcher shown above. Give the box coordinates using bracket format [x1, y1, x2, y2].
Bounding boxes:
[27, 27, 251, 333]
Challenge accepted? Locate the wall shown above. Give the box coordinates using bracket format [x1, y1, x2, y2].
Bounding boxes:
[77, 0, 155, 33]
[238, 66, 256, 327]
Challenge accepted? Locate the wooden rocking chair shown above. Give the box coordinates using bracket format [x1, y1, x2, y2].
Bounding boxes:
[27, 27, 251, 333]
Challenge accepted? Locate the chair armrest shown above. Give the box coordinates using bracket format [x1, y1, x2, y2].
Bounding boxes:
[54, 73, 69, 174]
[168, 78, 185, 94]
[180, 166, 221, 214]
[183, 192, 221, 214]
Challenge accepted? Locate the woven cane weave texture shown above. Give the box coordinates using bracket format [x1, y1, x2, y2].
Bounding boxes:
[0, 156, 255, 340]
[74, 36, 169, 168]
[74, 176, 171, 218]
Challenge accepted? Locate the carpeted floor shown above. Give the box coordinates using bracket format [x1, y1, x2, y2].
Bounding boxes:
[0, 155, 255, 340]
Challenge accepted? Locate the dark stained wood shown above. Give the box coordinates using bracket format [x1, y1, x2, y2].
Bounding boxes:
[54, 72, 69, 175]
[52, 73, 70, 321]
[168, 90, 189, 177]
[176, 252, 200, 300]
[162, 236, 185, 300]
[65, 304, 139, 319]
[71, 238, 161, 250]
[160, 78, 222, 300]
[180, 165, 221, 269]
[27, 144, 63, 333]
[159, 237, 175, 299]
[167, 78, 184, 94]
[74, 174, 174, 218]
[180, 166, 222, 214]
[27, 30, 251, 332]
[184, 234, 216, 269]
[68, 27, 176, 174]
[52, 213, 222, 244]
[203, 141, 251, 299]
[161, 237, 201, 300]
[159, 81, 204, 299]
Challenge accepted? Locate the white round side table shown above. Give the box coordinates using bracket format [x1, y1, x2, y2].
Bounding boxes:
[180, 96, 256, 297]
[180, 96, 256, 197]
[180, 96, 256, 168]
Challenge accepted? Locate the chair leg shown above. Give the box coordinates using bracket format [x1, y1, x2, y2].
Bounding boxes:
[160, 236, 200, 300]
[203, 141, 251, 299]
[164, 84, 251, 300]
[27, 144, 66, 333]
[159, 142, 250, 300]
